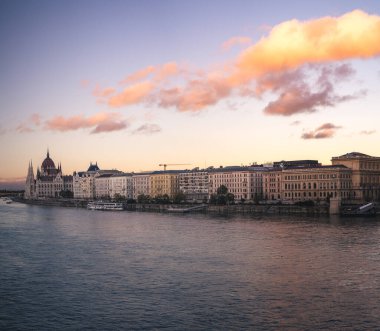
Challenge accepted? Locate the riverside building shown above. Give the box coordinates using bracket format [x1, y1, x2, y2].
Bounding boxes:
[24, 150, 73, 199]
[331, 152, 380, 202]
[150, 170, 181, 199]
[208, 166, 266, 202]
[179, 168, 209, 202]
[73, 163, 121, 199]
[132, 173, 151, 200]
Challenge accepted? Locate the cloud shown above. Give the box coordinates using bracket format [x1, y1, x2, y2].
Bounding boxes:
[120, 66, 156, 85]
[16, 113, 42, 133]
[233, 10, 380, 81]
[360, 130, 376, 135]
[291, 121, 301, 126]
[44, 112, 128, 134]
[302, 123, 342, 139]
[30, 113, 41, 126]
[108, 81, 154, 107]
[132, 123, 161, 135]
[93, 85, 116, 98]
[222, 36, 252, 51]
[262, 63, 363, 116]
[102, 10, 380, 113]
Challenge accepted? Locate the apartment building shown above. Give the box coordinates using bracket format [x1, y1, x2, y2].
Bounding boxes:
[209, 166, 265, 202]
[109, 174, 133, 199]
[132, 173, 151, 199]
[150, 170, 180, 199]
[331, 152, 380, 202]
[179, 168, 209, 202]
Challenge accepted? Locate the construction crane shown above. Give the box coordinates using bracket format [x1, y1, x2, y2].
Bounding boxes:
[159, 163, 191, 171]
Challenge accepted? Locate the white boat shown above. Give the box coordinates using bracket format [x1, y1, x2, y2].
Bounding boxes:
[87, 201, 123, 211]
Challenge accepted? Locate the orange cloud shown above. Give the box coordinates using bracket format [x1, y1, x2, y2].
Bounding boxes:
[120, 65, 155, 85]
[302, 123, 342, 139]
[222, 36, 252, 51]
[104, 10, 380, 113]
[233, 10, 380, 83]
[108, 81, 154, 107]
[93, 85, 116, 98]
[44, 112, 128, 134]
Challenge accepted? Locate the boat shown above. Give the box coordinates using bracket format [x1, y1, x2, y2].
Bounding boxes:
[340, 202, 377, 217]
[87, 201, 123, 211]
[166, 205, 207, 213]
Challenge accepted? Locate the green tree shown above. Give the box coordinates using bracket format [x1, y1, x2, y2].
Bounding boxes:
[173, 191, 186, 204]
[137, 194, 151, 204]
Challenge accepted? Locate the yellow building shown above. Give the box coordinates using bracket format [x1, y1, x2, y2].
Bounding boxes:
[331, 152, 380, 202]
[281, 165, 352, 202]
[150, 171, 180, 199]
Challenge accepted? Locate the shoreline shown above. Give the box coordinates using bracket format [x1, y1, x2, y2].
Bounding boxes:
[13, 197, 330, 216]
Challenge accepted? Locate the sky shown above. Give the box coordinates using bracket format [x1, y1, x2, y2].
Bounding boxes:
[1, 0, 380, 188]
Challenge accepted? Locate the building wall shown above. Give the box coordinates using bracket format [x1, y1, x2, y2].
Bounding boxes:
[150, 173, 179, 199]
[95, 176, 111, 199]
[109, 175, 133, 199]
[281, 167, 352, 202]
[73, 173, 96, 199]
[132, 174, 151, 199]
[332, 154, 380, 202]
[209, 167, 265, 201]
[179, 171, 209, 202]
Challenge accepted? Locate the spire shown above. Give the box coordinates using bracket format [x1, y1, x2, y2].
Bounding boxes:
[47, 148, 50, 158]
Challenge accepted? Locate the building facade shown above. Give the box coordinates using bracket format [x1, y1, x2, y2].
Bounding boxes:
[132, 173, 151, 200]
[331, 152, 380, 202]
[179, 169, 209, 202]
[109, 174, 133, 199]
[209, 166, 265, 202]
[150, 171, 180, 199]
[24, 150, 73, 199]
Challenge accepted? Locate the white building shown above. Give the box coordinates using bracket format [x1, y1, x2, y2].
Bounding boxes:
[132, 173, 151, 200]
[94, 174, 113, 199]
[179, 168, 209, 202]
[73, 163, 121, 199]
[109, 174, 133, 199]
[209, 166, 265, 202]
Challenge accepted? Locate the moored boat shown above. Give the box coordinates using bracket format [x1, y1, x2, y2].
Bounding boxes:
[87, 201, 123, 211]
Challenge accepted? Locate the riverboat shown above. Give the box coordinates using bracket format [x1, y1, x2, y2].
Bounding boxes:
[340, 202, 377, 217]
[87, 201, 123, 211]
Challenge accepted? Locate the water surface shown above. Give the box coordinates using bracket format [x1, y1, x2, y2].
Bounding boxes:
[1, 202, 380, 330]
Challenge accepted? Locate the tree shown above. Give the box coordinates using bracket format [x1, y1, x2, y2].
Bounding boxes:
[59, 190, 73, 198]
[173, 191, 186, 204]
[137, 194, 151, 204]
[211, 185, 235, 205]
[217, 185, 228, 195]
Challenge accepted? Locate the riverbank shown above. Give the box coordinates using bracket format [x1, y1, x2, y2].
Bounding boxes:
[13, 197, 330, 216]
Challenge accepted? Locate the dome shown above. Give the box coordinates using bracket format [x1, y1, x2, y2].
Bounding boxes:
[87, 162, 100, 172]
[41, 150, 56, 170]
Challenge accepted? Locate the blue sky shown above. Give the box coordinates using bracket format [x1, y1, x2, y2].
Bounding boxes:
[1, 0, 380, 188]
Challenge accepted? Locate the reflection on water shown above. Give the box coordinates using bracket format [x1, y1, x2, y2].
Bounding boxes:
[1, 202, 380, 330]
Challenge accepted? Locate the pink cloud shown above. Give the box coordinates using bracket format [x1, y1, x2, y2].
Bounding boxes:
[132, 123, 161, 135]
[302, 123, 342, 139]
[108, 81, 154, 107]
[93, 85, 116, 98]
[120, 66, 156, 85]
[222, 36, 252, 51]
[44, 112, 128, 134]
[102, 10, 380, 113]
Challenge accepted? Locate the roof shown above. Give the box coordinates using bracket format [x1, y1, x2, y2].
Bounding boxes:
[87, 162, 100, 172]
[333, 152, 372, 159]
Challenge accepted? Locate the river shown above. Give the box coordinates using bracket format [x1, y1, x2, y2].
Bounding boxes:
[1, 201, 380, 330]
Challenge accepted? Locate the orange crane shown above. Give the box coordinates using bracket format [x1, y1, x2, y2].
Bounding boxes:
[159, 163, 191, 171]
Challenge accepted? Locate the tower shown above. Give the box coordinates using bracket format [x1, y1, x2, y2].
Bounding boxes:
[24, 161, 35, 199]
